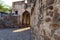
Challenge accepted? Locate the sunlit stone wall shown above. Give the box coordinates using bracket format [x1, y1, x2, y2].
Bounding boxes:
[12, 0, 34, 25]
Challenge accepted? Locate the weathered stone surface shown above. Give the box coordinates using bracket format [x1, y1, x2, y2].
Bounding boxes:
[0, 15, 21, 28]
[31, 0, 60, 40]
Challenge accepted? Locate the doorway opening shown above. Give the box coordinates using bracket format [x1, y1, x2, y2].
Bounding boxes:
[22, 11, 30, 27]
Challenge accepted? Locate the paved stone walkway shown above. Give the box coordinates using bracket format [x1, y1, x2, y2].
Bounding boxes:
[0, 27, 31, 40]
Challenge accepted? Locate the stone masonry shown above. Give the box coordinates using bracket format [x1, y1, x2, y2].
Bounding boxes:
[31, 0, 60, 40]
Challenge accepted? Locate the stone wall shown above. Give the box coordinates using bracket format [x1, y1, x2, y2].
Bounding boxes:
[31, 0, 60, 40]
[0, 15, 21, 28]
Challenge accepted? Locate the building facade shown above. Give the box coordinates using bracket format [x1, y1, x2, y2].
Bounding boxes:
[12, 0, 34, 26]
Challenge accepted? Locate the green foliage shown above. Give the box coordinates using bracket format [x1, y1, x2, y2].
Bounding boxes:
[0, 0, 12, 13]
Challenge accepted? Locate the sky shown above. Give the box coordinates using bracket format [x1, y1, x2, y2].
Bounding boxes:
[3, 0, 24, 6]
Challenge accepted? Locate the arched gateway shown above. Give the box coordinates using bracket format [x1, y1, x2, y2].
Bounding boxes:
[22, 11, 30, 27]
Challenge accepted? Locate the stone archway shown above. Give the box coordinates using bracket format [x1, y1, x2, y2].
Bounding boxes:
[22, 11, 30, 27]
